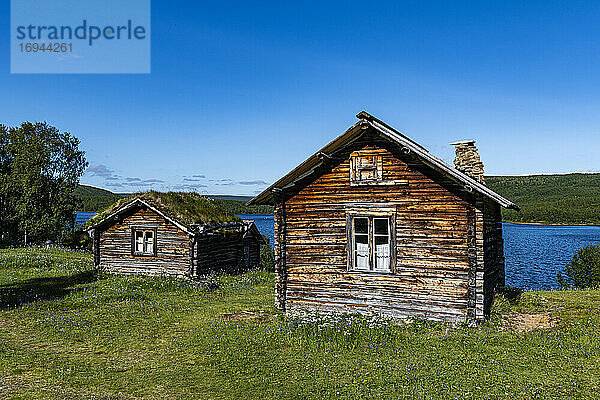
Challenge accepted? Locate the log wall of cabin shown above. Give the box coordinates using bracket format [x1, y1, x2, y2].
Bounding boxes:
[244, 235, 261, 271]
[482, 199, 505, 315]
[193, 231, 261, 276]
[474, 203, 485, 320]
[279, 138, 485, 322]
[274, 202, 287, 310]
[98, 207, 190, 276]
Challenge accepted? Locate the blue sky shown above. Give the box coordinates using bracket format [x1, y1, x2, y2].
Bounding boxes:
[2, 1, 600, 195]
[10, 0, 150, 73]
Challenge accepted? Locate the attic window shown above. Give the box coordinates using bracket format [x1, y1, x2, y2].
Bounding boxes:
[132, 228, 157, 256]
[350, 152, 382, 185]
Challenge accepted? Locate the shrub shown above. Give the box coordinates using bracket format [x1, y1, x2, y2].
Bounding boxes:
[62, 230, 92, 251]
[0, 233, 18, 248]
[558, 243, 600, 288]
[260, 235, 275, 272]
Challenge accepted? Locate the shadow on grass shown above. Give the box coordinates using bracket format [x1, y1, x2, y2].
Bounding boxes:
[0, 270, 98, 310]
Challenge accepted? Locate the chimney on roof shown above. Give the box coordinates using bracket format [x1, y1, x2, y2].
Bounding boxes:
[449, 140, 485, 184]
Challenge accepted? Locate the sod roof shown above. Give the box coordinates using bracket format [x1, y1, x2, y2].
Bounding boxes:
[86, 191, 240, 230]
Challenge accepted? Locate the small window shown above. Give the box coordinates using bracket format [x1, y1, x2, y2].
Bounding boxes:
[135, 231, 144, 253]
[350, 153, 383, 185]
[350, 216, 393, 273]
[353, 218, 370, 270]
[144, 231, 154, 254]
[132, 229, 157, 256]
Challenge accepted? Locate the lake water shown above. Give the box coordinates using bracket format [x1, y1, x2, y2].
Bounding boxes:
[503, 223, 600, 290]
[237, 214, 600, 291]
[74, 212, 97, 229]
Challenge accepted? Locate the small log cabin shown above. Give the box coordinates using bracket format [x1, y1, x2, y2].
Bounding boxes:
[249, 112, 519, 323]
[87, 192, 264, 277]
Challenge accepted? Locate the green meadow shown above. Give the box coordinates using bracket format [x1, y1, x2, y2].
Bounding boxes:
[1, 247, 599, 399]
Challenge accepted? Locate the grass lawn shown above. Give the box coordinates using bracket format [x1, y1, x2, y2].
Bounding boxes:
[1, 248, 599, 399]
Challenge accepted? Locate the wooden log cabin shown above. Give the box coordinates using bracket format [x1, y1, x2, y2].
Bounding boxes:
[249, 112, 519, 323]
[87, 192, 264, 277]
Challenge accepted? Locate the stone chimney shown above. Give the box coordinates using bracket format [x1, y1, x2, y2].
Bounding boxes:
[449, 140, 485, 184]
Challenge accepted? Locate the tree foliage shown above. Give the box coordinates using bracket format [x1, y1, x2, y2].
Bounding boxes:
[558, 244, 600, 289]
[0, 125, 11, 238]
[73, 184, 126, 212]
[487, 174, 600, 226]
[72, 186, 275, 214]
[213, 199, 274, 215]
[260, 235, 275, 272]
[0, 122, 87, 243]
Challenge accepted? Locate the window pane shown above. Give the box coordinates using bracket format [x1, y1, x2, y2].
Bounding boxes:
[375, 242, 390, 270]
[374, 235, 389, 246]
[374, 218, 389, 235]
[374, 234, 390, 270]
[135, 231, 144, 253]
[358, 156, 375, 167]
[355, 235, 369, 270]
[355, 233, 368, 244]
[359, 169, 375, 181]
[375, 218, 390, 271]
[145, 231, 154, 254]
[354, 218, 368, 234]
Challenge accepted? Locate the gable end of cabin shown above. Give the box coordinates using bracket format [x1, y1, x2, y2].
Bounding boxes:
[269, 127, 506, 323]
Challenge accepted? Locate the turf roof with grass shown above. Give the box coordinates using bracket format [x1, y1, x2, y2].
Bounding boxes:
[86, 191, 240, 230]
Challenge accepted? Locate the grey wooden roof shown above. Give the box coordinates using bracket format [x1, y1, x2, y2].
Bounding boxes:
[248, 111, 519, 210]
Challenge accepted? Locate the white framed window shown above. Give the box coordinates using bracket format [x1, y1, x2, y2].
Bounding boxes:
[349, 216, 393, 273]
[373, 218, 391, 272]
[132, 228, 157, 256]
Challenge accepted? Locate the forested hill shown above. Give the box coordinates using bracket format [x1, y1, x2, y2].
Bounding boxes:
[486, 173, 600, 226]
[75, 173, 600, 225]
[73, 185, 273, 214]
[73, 185, 126, 212]
[210, 197, 273, 214]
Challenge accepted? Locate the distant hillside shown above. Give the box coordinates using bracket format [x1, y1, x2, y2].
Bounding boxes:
[209, 197, 273, 214]
[208, 195, 253, 201]
[73, 185, 127, 212]
[487, 173, 600, 226]
[73, 186, 273, 214]
[76, 173, 600, 225]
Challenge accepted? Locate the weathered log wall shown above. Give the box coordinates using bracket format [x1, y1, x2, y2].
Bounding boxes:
[193, 230, 260, 276]
[95, 207, 262, 278]
[276, 134, 502, 323]
[274, 202, 286, 309]
[98, 207, 190, 276]
[482, 199, 505, 315]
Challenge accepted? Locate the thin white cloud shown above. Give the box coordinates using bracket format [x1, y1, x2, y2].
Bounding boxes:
[238, 180, 269, 185]
[86, 164, 115, 178]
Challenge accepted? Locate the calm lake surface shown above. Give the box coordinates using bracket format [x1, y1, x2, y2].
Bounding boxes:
[503, 223, 600, 290]
[237, 214, 600, 291]
[74, 212, 97, 228]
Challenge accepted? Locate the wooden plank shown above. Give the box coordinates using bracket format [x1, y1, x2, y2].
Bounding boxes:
[275, 143, 481, 322]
